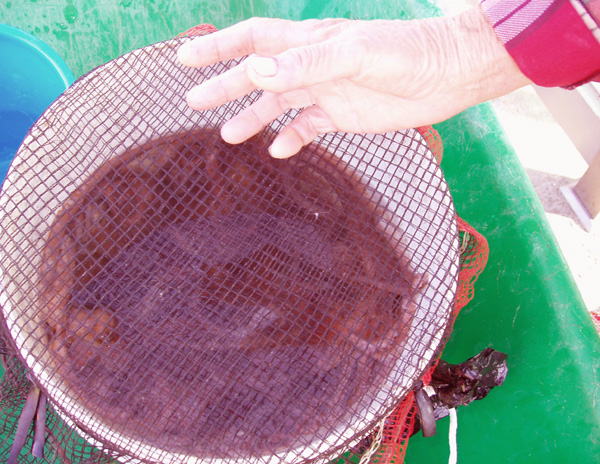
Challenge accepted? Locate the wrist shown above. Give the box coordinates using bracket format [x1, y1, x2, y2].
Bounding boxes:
[449, 6, 532, 104]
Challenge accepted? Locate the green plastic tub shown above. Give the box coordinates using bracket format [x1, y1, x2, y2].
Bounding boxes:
[1, 1, 599, 463]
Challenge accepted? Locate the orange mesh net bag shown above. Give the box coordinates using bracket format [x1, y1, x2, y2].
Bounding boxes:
[0, 30, 489, 464]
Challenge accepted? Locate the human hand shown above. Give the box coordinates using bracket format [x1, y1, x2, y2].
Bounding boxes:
[178, 6, 530, 158]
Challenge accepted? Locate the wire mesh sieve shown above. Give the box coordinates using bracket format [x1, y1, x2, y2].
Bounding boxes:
[0, 38, 459, 464]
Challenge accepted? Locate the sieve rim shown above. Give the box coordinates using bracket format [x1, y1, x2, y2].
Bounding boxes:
[0, 38, 460, 464]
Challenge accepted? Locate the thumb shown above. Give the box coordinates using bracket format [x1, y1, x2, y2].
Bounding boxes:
[245, 42, 358, 93]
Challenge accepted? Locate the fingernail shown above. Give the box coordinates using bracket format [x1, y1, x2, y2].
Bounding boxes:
[249, 56, 278, 77]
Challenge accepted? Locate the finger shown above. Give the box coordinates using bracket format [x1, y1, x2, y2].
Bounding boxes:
[220, 89, 314, 144]
[220, 92, 288, 144]
[245, 40, 361, 94]
[269, 106, 336, 159]
[185, 62, 256, 110]
[178, 17, 343, 68]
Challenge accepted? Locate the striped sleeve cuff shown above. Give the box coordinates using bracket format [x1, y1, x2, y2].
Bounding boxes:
[481, 0, 600, 87]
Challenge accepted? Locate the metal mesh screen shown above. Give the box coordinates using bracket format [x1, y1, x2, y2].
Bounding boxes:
[0, 39, 459, 464]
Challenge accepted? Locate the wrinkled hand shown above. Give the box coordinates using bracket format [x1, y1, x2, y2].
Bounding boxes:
[178, 7, 530, 158]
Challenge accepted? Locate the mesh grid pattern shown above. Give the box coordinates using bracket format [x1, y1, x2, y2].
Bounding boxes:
[1, 39, 459, 464]
[371, 217, 489, 464]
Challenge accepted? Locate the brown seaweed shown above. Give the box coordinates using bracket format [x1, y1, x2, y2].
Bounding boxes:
[39, 128, 424, 459]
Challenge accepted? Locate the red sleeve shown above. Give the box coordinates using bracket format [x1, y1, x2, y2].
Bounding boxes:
[481, 0, 600, 88]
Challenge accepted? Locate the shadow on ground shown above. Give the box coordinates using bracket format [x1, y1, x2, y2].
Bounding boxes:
[525, 168, 586, 229]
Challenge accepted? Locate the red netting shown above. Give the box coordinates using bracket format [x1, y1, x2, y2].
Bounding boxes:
[176, 24, 218, 38]
[370, 214, 489, 464]
[415, 126, 443, 165]
[324, 123, 488, 464]
[591, 309, 600, 334]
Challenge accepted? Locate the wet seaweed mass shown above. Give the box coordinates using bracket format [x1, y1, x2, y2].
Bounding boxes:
[40, 128, 422, 459]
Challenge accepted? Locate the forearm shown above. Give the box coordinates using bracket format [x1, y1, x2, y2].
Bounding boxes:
[443, 6, 533, 106]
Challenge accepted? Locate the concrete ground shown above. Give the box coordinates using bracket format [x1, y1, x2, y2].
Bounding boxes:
[490, 87, 600, 316]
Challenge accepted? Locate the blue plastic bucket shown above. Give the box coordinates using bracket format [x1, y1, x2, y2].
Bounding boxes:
[0, 24, 74, 183]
